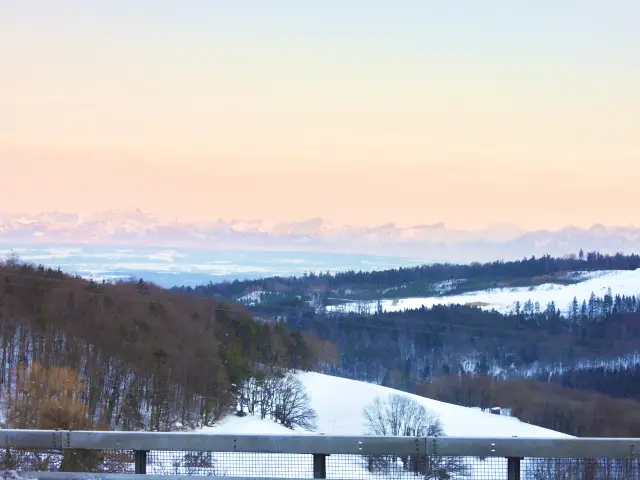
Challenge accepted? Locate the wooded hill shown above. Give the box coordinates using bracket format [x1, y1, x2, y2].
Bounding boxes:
[177, 251, 640, 301]
[283, 291, 640, 392]
[0, 259, 336, 432]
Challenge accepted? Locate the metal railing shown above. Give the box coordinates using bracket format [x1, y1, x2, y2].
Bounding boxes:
[1, 429, 640, 479]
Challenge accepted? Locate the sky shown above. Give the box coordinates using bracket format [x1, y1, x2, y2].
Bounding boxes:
[1, 1, 639, 230]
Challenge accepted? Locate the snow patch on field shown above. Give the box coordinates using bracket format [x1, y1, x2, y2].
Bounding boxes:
[327, 269, 640, 315]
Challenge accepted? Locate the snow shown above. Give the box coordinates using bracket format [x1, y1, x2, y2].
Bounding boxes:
[0, 472, 32, 480]
[294, 372, 568, 438]
[145, 372, 568, 479]
[430, 278, 467, 294]
[206, 372, 568, 439]
[383, 279, 467, 296]
[201, 414, 308, 436]
[327, 269, 640, 315]
[560, 270, 618, 281]
[238, 291, 265, 304]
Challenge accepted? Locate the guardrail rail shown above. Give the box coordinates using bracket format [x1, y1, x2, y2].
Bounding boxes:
[1, 430, 639, 479]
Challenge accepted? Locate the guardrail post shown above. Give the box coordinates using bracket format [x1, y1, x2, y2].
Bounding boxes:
[507, 456, 521, 480]
[313, 453, 327, 478]
[134, 449, 148, 474]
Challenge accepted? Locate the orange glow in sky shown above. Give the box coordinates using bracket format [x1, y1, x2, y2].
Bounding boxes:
[2, 2, 639, 230]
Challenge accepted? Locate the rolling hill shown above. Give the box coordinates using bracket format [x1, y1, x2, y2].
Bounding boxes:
[146, 371, 568, 478]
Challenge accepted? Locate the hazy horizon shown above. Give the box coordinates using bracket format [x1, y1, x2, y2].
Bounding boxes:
[2, 208, 639, 232]
[3, 1, 639, 230]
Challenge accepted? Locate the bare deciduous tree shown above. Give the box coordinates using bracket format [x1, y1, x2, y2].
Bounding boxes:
[7, 362, 94, 430]
[272, 374, 317, 431]
[363, 394, 469, 479]
[182, 451, 218, 476]
[364, 394, 443, 437]
[528, 458, 640, 480]
[5, 362, 128, 473]
[238, 372, 317, 431]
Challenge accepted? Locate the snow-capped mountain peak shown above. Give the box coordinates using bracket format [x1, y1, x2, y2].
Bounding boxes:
[2, 210, 640, 263]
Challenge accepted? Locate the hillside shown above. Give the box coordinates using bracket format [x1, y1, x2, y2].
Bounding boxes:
[144, 372, 568, 478]
[2, 255, 639, 463]
[292, 372, 567, 437]
[0, 259, 333, 432]
[201, 372, 565, 438]
[283, 287, 640, 388]
[328, 268, 640, 315]
[179, 252, 640, 305]
[176, 252, 640, 412]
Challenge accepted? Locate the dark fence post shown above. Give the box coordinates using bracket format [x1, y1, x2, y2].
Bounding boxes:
[135, 450, 148, 474]
[313, 454, 327, 478]
[507, 456, 521, 480]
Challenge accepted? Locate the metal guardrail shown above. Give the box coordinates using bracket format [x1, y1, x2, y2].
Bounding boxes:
[1, 429, 640, 479]
[2, 429, 640, 458]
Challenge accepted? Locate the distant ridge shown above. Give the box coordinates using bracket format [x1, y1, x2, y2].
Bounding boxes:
[1, 210, 639, 262]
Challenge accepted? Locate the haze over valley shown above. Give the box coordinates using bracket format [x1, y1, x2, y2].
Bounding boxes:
[3, 210, 640, 285]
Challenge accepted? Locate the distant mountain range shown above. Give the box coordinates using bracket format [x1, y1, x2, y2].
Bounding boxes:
[1, 210, 639, 262]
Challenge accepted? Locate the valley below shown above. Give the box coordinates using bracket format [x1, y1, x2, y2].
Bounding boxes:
[2, 250, 640, 477]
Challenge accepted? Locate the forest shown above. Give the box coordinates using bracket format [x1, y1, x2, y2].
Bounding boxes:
[172, 250, 640, 438]
[540, 364, 640, 401]
[279, 289, 640, 392]
[0, 258, 335, 436]
[418, 374, 640, 437]
[177, 251, 640, 301]
[3, 250, 640, 452]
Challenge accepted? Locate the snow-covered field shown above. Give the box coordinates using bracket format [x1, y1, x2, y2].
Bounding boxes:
[294, 372, 566, 438]
[146, 372, 568, 479]
[327, 269, 640, 316]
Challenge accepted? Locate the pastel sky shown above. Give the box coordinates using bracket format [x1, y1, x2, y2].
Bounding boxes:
[2, 1, 639, 230]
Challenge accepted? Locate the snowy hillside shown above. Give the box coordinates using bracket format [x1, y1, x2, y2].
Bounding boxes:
[327, 268, 640, 316]
[145, 372, 568, 478]
[210, 372, 566, 438]
[297, 372, 567, 437]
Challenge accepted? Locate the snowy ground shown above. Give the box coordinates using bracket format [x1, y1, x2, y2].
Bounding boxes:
[327, 269, 640, 316]
[146, 372, 568, 479]
[294, 372, 566, 438]
[238, 290, 268, 305]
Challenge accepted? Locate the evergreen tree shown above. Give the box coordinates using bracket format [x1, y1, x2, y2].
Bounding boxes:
[580, 300, 588, 324]
[603, 288, 614, 315]
[571, 297, 579, 321]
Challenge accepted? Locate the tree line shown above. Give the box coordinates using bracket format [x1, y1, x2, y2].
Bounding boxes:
[278, 289, 640, 394]
[0, 259, 334, 435]
[540, 364, 640, 402]
[418, 373, 640, 438]
[176, 251, 640, 300]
